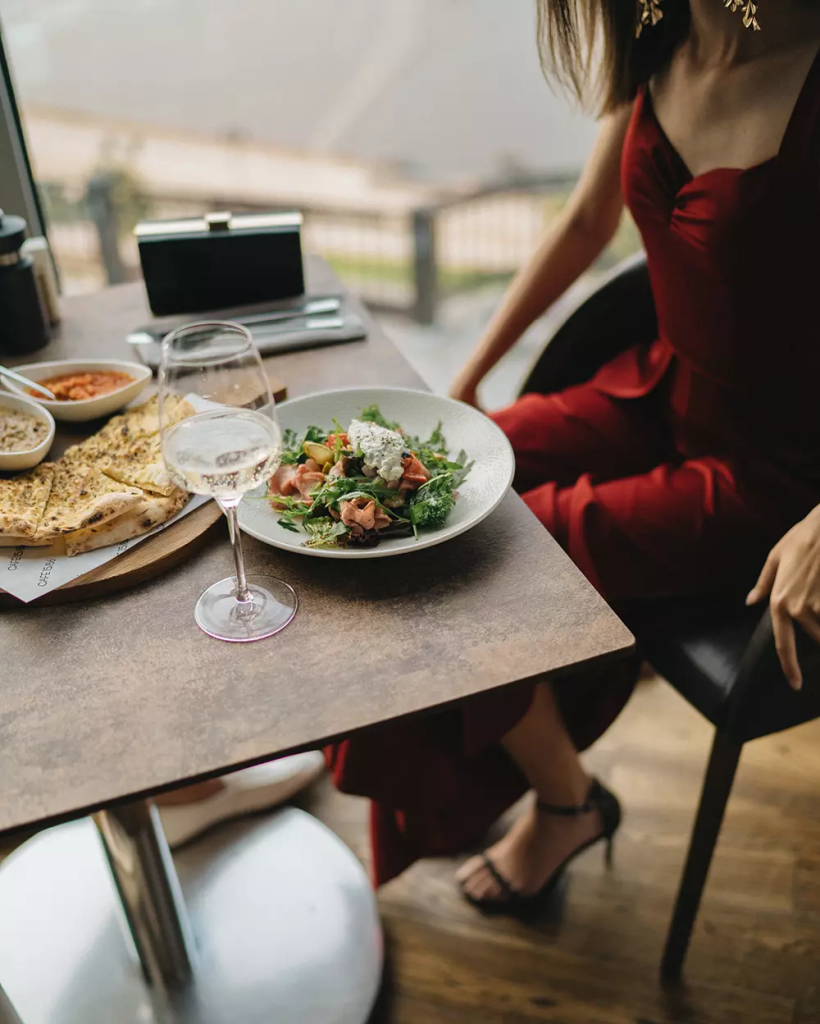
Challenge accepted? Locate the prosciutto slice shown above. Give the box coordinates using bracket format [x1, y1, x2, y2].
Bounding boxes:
[340, 497, 391, 533]
[269, 459, 325, 507]
[291, 459, 325, 502]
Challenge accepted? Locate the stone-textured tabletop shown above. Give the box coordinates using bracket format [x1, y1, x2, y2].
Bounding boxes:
[0, 257, 634, 837]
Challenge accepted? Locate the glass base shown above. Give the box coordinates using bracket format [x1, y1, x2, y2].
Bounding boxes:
[195, 574, 297, 642]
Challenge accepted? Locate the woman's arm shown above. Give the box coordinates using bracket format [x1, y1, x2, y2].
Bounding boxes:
[747, 503, 820, 689]
[449, 104, 633, 408]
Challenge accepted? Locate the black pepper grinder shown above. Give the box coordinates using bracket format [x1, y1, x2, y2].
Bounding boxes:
[0, 209, 50, 356]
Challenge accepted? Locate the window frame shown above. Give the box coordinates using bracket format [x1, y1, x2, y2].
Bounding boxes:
[0, 18, 46, 237]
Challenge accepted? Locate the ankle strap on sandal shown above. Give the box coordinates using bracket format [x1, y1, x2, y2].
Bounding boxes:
[536, 779, 599, 817]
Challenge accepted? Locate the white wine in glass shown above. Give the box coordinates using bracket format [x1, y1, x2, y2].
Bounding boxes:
[159, 321, 297, 642]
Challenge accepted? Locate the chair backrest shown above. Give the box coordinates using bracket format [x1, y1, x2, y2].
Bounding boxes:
[519, 251, 657, 398]
[726, 611, 820, 742]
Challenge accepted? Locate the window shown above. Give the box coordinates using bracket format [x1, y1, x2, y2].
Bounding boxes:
[0, 2, 640, 400]
[0, 21, 44, 238]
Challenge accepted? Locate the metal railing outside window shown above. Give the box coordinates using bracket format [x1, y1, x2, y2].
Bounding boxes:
[1, 17, 641, 323]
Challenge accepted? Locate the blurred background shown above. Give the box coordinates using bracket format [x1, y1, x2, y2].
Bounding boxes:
[0, 0, 642, 404]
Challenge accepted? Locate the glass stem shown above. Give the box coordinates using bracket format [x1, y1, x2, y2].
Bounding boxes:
[222, 501, 251, 603]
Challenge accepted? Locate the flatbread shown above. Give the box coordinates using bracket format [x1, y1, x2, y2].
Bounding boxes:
[1, 395, 193, 556]
[0, 464, 54, 538]
[102, 436, 179, 497]
[94, 394, 194, 450]
[61, 404, 146, 468]
[63, 395, 192, 496]
[0, 535, 51, 547]
[34, 461, 144, 540]
[66, 432, 177, 496]
[64, 488, 188, 556]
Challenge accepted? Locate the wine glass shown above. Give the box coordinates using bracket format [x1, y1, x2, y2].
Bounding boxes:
[158, 321, 297, 642]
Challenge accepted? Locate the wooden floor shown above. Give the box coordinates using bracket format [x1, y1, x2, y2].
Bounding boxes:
[302, 675, 820, 1024]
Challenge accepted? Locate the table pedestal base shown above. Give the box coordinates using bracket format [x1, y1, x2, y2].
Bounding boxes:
[0, 808, 382, 1023]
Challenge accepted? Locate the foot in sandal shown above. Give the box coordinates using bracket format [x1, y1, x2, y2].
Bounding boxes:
[456, 778, 619, 915]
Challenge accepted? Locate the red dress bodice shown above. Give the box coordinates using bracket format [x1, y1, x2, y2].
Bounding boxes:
[596, 48, 820, 483]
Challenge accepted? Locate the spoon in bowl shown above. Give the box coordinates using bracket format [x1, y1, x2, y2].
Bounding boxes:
[0, 365, 56, 400]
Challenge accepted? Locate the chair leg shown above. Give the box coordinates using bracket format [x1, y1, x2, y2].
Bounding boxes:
[661, 730, 742, 984]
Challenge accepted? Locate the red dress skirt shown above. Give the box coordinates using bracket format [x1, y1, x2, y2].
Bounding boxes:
[326, 50, 820, 886]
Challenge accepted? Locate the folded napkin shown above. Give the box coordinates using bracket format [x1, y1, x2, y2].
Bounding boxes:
[128, 294, 368, 369]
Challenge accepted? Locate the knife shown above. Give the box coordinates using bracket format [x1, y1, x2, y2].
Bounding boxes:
[127, 297, 343, 346]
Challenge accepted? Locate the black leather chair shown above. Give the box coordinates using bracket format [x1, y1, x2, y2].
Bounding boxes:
[519, 252, 820, 982]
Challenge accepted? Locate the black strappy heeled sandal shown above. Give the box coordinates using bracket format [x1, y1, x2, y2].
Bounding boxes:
[460, 777, 621, 917]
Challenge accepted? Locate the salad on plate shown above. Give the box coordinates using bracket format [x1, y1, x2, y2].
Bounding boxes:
[265, 405, 472, 549]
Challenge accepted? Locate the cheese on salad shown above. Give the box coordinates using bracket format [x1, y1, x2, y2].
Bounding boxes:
[347, 418, 405, 482]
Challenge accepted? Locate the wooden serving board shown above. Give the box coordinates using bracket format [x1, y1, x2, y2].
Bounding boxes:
[0, 501, 224, 608]
[0, 372, 287, 609]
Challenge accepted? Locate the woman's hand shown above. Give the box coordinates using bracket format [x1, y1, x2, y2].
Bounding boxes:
[747, 503, 820, 690]
[448, 368, 483, 410]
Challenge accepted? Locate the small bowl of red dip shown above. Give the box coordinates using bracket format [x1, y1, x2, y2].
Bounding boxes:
[0, 359, 152, 422]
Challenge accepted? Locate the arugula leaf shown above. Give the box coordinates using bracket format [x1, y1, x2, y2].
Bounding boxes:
[267, 493, 313, 532]
[359, 404, 400, 432]
[303, 425, 328, 444]
[415, 446, 449, 476]
[306, 475, 397, 510]
[422, 420, 447, 454]
[280, 427, 303, 465]
[329, 418, 348, 463]
[268, 494, 309, 513]
[303, 517, 349, 549]
[301, 474, 408, 521]
[450, 450, 474, 489]
[395, 420, 448, 461]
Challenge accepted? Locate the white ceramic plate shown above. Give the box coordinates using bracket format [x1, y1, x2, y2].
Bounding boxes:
[0, 392, 56, 471]
[238, 387, 515, 559]
[1, 359, 151, 423]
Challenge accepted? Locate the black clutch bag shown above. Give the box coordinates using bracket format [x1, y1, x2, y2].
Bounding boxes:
[135, 210, 305, 317]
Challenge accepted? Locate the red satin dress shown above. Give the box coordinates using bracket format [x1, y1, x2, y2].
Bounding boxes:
[327, 52, 820, 886]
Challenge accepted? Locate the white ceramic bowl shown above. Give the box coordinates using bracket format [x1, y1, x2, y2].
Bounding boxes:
[0, 359, 152, 423]
[0, 392, 56, 471]
[238, 386, 515, 558]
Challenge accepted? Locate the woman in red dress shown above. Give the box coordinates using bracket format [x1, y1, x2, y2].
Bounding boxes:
[327, 0, 820, 911]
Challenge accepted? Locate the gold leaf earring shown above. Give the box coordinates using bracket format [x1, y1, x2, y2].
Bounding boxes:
[724, 0, 761, 31]
[636, 0, 663, 37]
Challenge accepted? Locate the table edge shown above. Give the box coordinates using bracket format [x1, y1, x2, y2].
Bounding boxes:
[0, 636, 635, 843]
